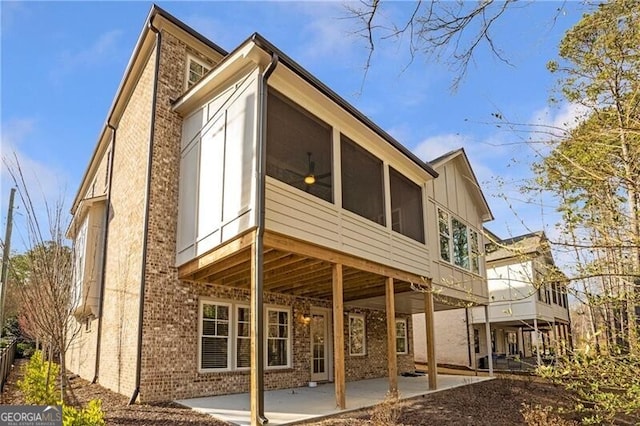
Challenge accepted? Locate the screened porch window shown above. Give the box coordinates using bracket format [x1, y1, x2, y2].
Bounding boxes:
[452, 218, 469, 269]
[267, 90, 333, 203]
[341, 135, 385, 226]
[389, 167, 424, 243]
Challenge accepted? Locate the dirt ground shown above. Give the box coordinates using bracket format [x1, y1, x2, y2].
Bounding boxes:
[1, 359, 577, 425]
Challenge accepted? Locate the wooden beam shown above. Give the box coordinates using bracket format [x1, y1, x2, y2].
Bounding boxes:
[423, 285, 437, 390]
[332, 263, 346, 409]
[385, 277, 398, 395]
[178, 229, 255, 278]
[264, 231, 426, 284]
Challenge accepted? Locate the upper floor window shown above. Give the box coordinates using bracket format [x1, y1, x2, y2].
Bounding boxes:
[341, 135, 385, 225]
[186, 55, 211, 89]
[438, 208, 481, 274]
[267, 90, 333, 203]
[389, 167, 424, 243]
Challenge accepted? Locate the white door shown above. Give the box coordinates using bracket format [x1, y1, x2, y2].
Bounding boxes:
[310, 309, 331, 382]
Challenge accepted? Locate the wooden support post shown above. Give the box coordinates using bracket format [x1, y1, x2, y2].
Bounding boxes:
[484, 305, 493, 376]
[423, 286, 437, 390]
[332, 263, 346, 409]
[385, 277, 398, 395]
[533, 318, 542, 368]
[250, 243, 265, 425]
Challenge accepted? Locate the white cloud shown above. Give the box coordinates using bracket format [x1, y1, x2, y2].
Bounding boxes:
[52, 30, 123, 78]
[1, 118, 70, 248]
[412, 133, 469, 163]
[530, 102, 590, 139]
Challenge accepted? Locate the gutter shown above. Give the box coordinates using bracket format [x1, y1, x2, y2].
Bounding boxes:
[92, 123, 117, 384]
[129, 15, 161, 406]
[252, 52, 279, 425]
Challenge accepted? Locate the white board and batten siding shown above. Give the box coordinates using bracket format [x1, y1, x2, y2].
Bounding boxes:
[265, 177, 431, 278]
[177, 69, 259, 266]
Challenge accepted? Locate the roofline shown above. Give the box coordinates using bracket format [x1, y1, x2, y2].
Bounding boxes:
[249, 34, 438, 179]
[71, 4, 228, 213]
[431, 147, 493, 221]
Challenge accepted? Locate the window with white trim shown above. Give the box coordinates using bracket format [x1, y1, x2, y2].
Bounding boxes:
[438, 208, 481, 275]
[200, 302, 230, 370]
[438, 209, 451, 262]
[236, 305, 250, 369]
[349, 314, 366, 356]
[395, 319, 408, 354]
[266, 308, 290, 367]
[186, 55, 211, 89]
[199, 301, 291, 371]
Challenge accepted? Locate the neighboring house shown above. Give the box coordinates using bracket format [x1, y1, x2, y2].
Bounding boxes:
[412, 149, 494, 368]
[472, 231, 572, 367]
[66, 6, 492, 416]
[415, 230, 572, 369]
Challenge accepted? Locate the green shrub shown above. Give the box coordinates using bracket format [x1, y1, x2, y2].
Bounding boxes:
[63, 399, 105, 426]
[16, 342, 35, 358]
[17, 350, 59, 405]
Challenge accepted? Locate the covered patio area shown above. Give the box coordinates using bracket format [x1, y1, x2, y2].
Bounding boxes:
[176, 374, 492, 426]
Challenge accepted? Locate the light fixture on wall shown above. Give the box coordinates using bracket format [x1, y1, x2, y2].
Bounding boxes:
[297, 313, 311, 325]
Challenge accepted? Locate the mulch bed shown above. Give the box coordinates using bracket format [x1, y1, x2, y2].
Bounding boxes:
[2, 360, 577, 425]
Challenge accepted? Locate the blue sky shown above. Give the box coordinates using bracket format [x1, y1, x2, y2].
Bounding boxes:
[1, 1, 591, 251]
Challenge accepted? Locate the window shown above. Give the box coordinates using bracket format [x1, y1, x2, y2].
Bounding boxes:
[438, 209, 451, 262]
[389, 167, 424, 243]
[552, 282, 558, 305]
[470, 229, 480, 274]
[73, 218, 88, 308]
[186, 56, 211, 89]
[267, 90, 333, 203]
[474, 329, 480, 353]
[200, 302, 230, 370]
[267, 308, 290, 368]
[349, 314, 366, 356]
[452, 218, 469, 269]
[236, 306, 250, 369]
[438, 208, 481, 274]
[396, 319, 408, 354]
[341, 135, 385, 225]
[199, 301, 290, 371]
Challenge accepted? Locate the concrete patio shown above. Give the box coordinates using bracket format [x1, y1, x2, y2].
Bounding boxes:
[176, 374, 493, 425]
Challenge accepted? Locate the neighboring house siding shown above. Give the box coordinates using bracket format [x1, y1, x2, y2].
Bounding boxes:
[413, 310, 470, 367]
[98, 47, 157, 397]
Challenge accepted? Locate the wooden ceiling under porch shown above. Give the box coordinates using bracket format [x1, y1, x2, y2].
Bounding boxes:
[178, 229, 424, 306]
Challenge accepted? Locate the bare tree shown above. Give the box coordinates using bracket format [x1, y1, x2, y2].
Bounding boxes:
[2, 154, 84, 403]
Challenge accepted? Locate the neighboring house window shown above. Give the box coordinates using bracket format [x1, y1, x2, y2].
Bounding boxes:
[552, 282, 558, 305]
[236, 306, 250, 369]
[438, 209, 451, 262]
[389, 167, 424, 243]
[396, 319, 408, 354]
[200, 302, 230, 370]
[267, 89, 333, 203]
[186, 55, 211, 89]
[538, 286, 544, 302]
[341, 134, 385, 225]
[266, 308, 290, 368]
[349, 314, 366, 356]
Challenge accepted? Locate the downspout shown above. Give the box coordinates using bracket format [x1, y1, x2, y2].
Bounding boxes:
[129, 16, 161, 405]
[93, 123, 117, 384]
[465, 307, 473, 368]
[253, 51, 279, 424]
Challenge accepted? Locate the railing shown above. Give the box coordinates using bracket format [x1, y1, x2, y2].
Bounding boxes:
[0, 339, 17, 391]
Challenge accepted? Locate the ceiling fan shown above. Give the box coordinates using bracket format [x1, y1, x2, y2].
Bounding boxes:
[287, 152, 331, 188]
